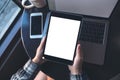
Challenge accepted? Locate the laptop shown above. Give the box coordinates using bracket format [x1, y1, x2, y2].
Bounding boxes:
[47, 0, 118, 65]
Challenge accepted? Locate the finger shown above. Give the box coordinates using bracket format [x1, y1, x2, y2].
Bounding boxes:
[73, 44, 83, 66]
[75, 44, 81, 59]
[77, 44, 83, 59]
[68, 44, 81, 67]
[38, 37, 46, 50]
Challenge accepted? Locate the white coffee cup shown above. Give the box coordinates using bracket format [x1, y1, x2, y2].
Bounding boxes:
[22, 0, 46, 9]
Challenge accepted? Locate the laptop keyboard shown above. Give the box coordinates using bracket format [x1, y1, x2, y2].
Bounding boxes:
[80, 20, 106, 44]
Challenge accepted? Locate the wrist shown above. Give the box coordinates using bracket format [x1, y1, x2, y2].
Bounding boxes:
[70, 69, 82, 75]
[32, 57, 42, 65]
[70, 71, 82, 75]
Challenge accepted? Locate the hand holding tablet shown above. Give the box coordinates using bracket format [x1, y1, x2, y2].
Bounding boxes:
[32, 36, 83, 76]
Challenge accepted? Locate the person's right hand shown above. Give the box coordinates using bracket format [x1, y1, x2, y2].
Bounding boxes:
[32, 37, 46, 65]
[68, 44, 83, 75]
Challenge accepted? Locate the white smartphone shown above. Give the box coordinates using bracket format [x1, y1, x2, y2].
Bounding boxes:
[30, 12, 43, 39]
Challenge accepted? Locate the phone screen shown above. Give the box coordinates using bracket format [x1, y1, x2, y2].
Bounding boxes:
[31, 15, 42, 35]
[44, 16, 81, 61]
[30, 13, 43, 38]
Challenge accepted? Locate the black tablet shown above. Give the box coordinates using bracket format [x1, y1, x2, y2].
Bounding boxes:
[43, 11, 82, 65]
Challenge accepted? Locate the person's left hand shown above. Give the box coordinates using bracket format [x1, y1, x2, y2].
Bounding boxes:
[68, 44, 83, 75]
[32, 37, 46, 64]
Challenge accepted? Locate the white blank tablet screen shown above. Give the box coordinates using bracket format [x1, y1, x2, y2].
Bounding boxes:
[44, 16, 81, 61]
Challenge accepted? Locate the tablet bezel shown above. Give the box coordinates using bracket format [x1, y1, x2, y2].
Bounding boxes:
[43, 11, 83, 65]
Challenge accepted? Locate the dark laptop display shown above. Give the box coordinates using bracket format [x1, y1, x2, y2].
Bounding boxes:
[47, 0, 118, 18]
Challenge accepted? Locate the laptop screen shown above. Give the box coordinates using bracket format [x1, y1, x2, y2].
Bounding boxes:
[48, 0, 118, 18]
